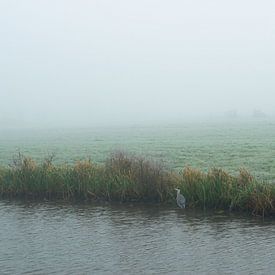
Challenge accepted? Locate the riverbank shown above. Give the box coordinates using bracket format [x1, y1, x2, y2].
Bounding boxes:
[0, 152, 274, 217]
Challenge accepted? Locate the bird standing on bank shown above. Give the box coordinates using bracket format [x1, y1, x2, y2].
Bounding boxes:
[175, 188, 186, 208]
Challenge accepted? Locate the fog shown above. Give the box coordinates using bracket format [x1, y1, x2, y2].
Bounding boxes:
[0, 0, 274, 128]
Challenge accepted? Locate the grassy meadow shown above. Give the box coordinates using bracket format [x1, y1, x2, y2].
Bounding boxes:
[1, 120, 275, 181]
[0, 120, 275, 216]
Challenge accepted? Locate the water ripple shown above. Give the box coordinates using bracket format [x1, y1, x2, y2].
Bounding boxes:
[0, 201, 275, 274]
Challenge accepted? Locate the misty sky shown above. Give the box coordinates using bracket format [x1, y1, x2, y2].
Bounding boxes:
[0, 0, 274, 127]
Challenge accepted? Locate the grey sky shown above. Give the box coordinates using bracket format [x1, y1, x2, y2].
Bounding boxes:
[0, 0, 274, 127]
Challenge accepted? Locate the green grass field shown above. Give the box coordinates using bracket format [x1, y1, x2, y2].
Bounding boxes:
[1, 120, 275, 181]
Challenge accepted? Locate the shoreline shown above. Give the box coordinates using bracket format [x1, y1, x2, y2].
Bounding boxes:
[0, 152, 274, 217]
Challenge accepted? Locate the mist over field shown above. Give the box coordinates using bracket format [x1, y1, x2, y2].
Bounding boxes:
[0, 0, 274, 128]
[2, 3, 275, 274]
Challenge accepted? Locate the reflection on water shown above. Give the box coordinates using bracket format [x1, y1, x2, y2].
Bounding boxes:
[1, 200, 275, 274]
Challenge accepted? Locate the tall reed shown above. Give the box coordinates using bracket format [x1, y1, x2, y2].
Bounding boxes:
[0, 152, 274, 216]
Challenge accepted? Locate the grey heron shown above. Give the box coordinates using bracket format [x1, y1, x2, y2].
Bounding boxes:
[175, 188, 186, 208]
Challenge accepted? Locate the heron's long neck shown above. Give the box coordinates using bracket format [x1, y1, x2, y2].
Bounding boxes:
[177, 190, 180, 196]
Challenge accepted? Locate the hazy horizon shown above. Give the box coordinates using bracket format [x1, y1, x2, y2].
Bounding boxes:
[1, 1, 274, 128]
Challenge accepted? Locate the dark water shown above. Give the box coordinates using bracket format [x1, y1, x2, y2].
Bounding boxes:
[1, 201, 275, 274]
